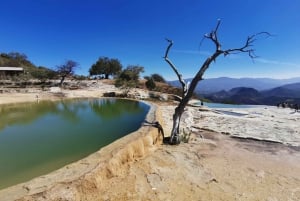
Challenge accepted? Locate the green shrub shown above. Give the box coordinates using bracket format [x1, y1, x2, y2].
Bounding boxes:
[145, 78, 156, 90]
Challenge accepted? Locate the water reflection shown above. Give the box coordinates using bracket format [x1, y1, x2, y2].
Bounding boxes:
[0, 99, 101, 131]
[90, 98, 144, 119]
[0, 101, 58, 131]
[0, 98, 149, 189]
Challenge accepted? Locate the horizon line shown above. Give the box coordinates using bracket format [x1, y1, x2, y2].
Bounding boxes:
[167, 76, 300, 82]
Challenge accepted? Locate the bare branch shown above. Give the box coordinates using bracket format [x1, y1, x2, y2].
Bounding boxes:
[204, 19, 222, 51]
[164, 38, 188, 97]
[163, 20, 270, 145]
[164, 38, 173, 58]
[223, 32, 271, 59]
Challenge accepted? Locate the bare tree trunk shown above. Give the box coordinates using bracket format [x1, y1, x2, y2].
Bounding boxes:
[169, 106, 183, 144]
[164, 20, 270, 145]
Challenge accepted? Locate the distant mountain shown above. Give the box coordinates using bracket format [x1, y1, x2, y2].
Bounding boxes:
[281, 82, 300, 90]
[229, 87, 262, 104]
[203, 83, 300, 106]
[206, 87, 263, 105]
[168, 77, 300, 94]
[262, 83, 300, 98]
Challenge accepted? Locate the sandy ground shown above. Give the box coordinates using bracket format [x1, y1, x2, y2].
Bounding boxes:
[93, 130, 300, 201]
[0, 82, 300, 201]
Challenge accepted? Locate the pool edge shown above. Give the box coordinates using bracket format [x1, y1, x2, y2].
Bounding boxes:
[0, 101, 163, 201]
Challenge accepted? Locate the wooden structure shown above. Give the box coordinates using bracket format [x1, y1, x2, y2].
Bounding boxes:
[0, 67, 24, 77]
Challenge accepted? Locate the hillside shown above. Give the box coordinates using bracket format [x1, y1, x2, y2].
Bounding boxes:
[169, 77, 300, 105]
[0, 52, 37, 73]
[203, 83, 300, 105]
[205, 87, 263, 105]
[262, 83, 300, 98]
[169, 77, 300, 94]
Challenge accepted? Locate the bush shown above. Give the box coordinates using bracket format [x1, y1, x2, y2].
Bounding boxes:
[145, 78, 156, 90]
[151, 73, 166, 83]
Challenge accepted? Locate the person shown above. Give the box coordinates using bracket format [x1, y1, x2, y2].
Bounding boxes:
[295, 103, 299, 112]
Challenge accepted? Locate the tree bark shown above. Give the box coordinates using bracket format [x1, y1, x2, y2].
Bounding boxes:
[169, 52, 222, 144]
[169, 106, 183, 144]
[164, 20, 270, 145]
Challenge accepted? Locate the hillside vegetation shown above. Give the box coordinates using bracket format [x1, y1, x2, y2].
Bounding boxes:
[0, 52, 59, 82]
[0, 52, 37, 73]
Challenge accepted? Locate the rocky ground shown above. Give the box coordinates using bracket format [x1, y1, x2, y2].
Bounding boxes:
[0, 81, 300, 201]
[94, 130, 300, 201]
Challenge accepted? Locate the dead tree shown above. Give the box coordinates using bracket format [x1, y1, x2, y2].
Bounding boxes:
[57, 60, 78, 86]
[164, 20, 270, 145]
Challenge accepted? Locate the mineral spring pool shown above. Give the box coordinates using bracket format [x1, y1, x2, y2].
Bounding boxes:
[0, 98, 150, 189]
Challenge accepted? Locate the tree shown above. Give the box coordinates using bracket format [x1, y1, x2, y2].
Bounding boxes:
[145, 77, 156, 90]
[57, 60, 78, 86]
[164, 20, 270, 145]
[89, 57, 122, 79]
[115, 65, 144, 95]
[151, 73, 166, 83]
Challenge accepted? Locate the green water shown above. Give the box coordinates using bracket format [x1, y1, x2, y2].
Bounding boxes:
[0, 98, 149, 190]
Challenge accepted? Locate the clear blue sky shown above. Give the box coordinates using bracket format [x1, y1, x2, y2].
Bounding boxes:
[0, 0, 299, 80]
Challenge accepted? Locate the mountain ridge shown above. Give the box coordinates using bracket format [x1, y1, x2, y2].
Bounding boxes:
[203, 83, 300, 106]
[168, 77, 300, 94]
[168, 77, 300, 105]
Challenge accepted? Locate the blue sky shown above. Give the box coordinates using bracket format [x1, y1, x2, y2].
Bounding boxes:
[0, 0, 299, 80]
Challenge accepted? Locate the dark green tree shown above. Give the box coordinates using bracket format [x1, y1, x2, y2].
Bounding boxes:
[145, 78, 156, 90]
[89, 57, 122, 79]
[143, 75, 150, 80]
[115, 65, 144, 95]
[57, 60, 78, 86]
[151, 73, 166, 83]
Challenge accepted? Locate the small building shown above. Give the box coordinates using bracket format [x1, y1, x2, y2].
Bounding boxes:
[0, 67, 24, 77]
